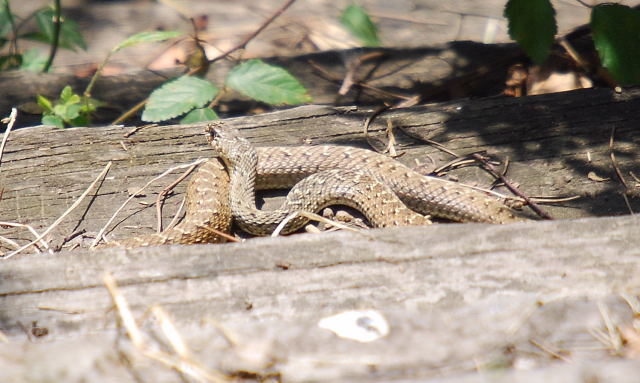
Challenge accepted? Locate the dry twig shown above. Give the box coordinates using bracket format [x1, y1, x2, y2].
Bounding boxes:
[156, 163, 199, 232]
[92, 159, 206, 248]
[209, 0, 297, 64]
[5, 162, 112, 258]
[0, 108, 18, 172]
[471, 153, 552, 220]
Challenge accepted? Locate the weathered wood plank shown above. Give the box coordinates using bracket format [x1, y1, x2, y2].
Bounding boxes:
[1, 87, 639, 252]
[1, 216, 639, 381]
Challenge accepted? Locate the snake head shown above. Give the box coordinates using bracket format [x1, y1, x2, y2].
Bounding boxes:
[205, 123, 256, 169]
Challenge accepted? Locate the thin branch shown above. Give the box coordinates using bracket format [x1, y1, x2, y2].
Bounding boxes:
[92, 159, 206, 248]
[471, 153, 553, 220]
[156, 164, 199, 232]
[208, 0, 297, 64]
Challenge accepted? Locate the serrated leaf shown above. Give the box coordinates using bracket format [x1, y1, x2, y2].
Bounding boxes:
[42, 115, 64, 129]
[114, 30, 182, 52]
[180, 108, 219, 124]
[340, 4, 380, 47]
[19, 48, 47, 72]
[226, 59, 312, 105]
[591, 4, 640, 86]
[32, 7, 86, 51]
[37, 94, 53, 114]
[142, 75, 218, 122]
[504, 0, 557, 65]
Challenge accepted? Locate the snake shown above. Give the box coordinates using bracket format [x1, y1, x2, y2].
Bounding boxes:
[100, 124, 525, 248]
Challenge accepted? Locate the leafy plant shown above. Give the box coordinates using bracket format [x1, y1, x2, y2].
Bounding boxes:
[142, 59, 312, 124]
[505, 0, 640, 85]
[37, 85, 100, 129]
[0, 1, 86, 72]
[37, 30, 181, 128]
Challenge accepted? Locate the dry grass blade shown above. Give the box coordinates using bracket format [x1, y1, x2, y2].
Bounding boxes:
[92, 159, 207, 248]
[156, 163, 199, 232]
[5, 162, 112, 258]
[103, 273, 229, 382]
[0, 221, 50, 253]
[0, 108, 18, 173]
[272, 210, 365, 237]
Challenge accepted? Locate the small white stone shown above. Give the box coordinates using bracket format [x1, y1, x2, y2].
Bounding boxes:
[318, 310, 389, 342]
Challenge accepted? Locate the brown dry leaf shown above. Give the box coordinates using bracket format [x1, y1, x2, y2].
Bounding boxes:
[587, 171, 610, 182]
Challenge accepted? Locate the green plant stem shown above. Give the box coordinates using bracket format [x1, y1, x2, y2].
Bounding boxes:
[2, 0, 19, 57]
[42, 0, 61, 72]
[84, 50, 112, 98]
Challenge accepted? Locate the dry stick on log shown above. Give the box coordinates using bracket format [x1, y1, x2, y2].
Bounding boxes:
[6, 162, 113, 258]
[52, 229, 86, 252]
[92, 159, 206, 248]
[363, 104, 393, 153]
[338, 51, 390, 96]
[471, 153, 552, 220]
[609, 126, 636, 213]
[155, 163, 199, 232]
[307, 59, 412, 101]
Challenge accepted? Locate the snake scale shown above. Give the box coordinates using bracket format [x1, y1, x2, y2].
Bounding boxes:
[100, 124, 525, 248]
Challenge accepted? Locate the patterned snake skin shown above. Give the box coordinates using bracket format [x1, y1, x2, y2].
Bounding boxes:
[101, 124, 525, 248]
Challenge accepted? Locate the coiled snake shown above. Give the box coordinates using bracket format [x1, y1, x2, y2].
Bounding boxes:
[101, 124, 525, 248]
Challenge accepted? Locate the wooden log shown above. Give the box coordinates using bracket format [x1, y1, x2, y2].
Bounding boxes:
[1, 216, 639, 381]
[1, 86, 639, 251]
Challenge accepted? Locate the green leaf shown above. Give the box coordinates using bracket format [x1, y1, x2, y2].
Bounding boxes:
[30, 7, 86, 51]
[180, 108, 219, 124]
[226, 59, 312, 105]
[114, 30, 182, 52]
[59, 85, 75, 103]
[142, 75, 218, 122]
[340, 4, 380, 47]
[37, 94, 54, 114]
[68, 114, 89, 127]
[19, 48, 47, 72]
[79, 97, 102, 113]
[504, 0, 557, 65]
[591, 4, 640, 86]
[64, 103, 82, 120]
[42, 115, 64, 129]
[0, 4, 13, 36]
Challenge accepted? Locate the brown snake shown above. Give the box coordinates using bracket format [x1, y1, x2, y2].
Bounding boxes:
[101, 124, 525, 248]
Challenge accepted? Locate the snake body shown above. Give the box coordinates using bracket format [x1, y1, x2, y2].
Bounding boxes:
[101, 125, 524, 248]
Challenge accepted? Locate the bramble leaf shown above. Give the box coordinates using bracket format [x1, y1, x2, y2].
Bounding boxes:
[591, 4, 640, 85]
[180, 108, 219, 124]
[504, 0, 557, 65]
[340, 4, 380, 47]
[226, 59, 312, 105]
[142, 75, 218, 122]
